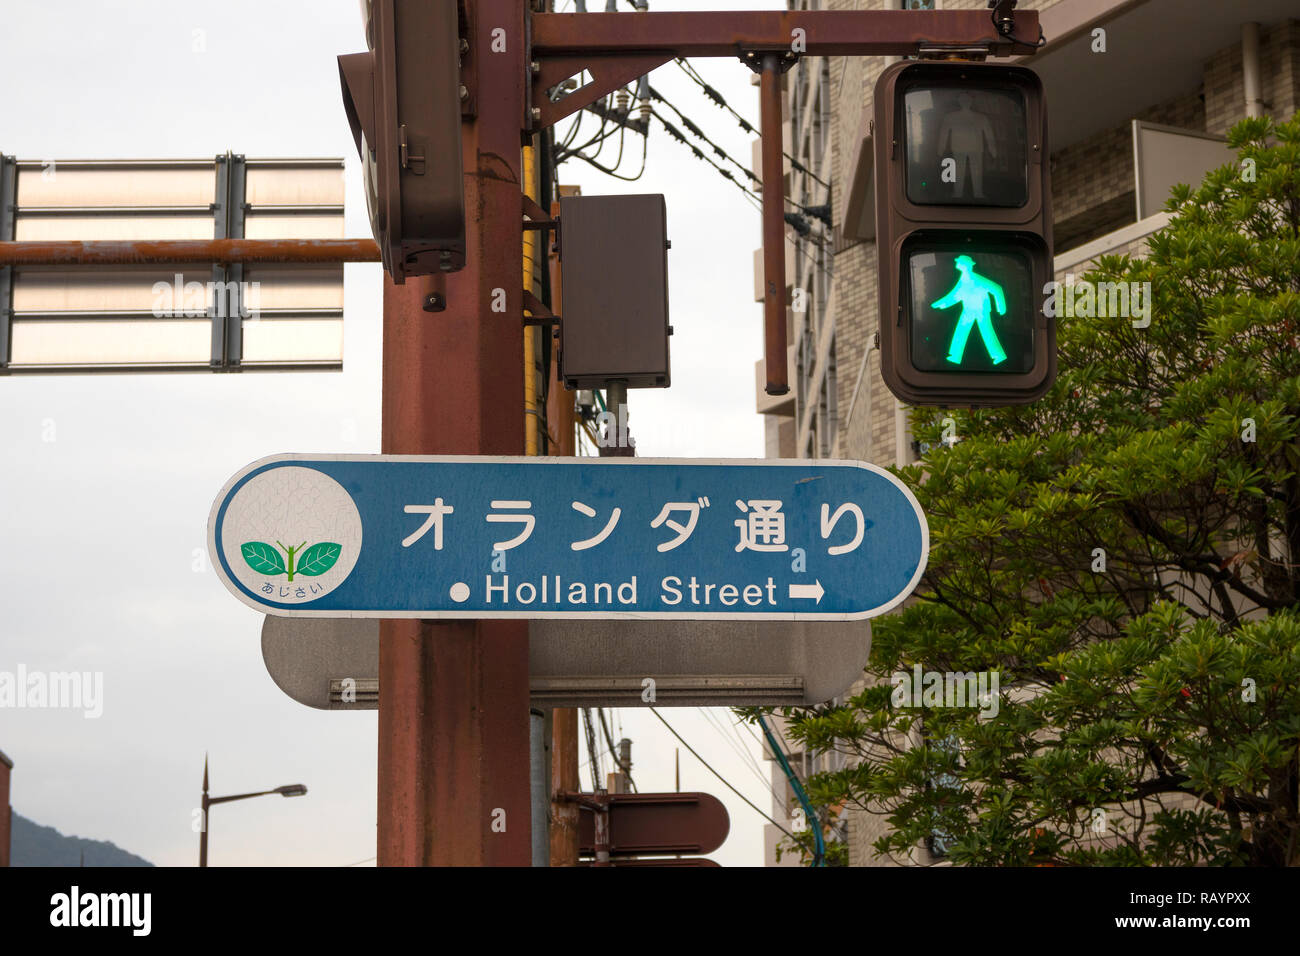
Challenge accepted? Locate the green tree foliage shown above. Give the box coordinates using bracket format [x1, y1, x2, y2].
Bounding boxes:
[773, 115, 1300, 866]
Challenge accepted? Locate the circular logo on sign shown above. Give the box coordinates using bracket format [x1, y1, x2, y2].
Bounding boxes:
[220, 466, 362, 605]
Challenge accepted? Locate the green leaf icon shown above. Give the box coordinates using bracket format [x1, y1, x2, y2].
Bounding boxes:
[295, 542, 341, 577]
[242, 541, 287, 576]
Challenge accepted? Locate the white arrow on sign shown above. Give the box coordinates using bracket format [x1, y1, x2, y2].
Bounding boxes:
[788, 581, 825, 603]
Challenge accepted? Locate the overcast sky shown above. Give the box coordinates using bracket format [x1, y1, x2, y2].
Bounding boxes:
[0, 0, 811, 866]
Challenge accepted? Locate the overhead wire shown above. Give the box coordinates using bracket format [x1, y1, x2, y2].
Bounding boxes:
[648, 106, 759, 207]
[675, 57, 830, 189]
[723, 711, 780, 793]
[696, 707, 784, 804]
[556, 105, 616, 162]
[567, 127, 649, 181]
[651, 86, 763, 189]
[735, 714, 801, 804]
[698, 708, 766, 783]
[553, 8, 829, 202]
[644, 106, 834, 279]
[649, 707, 796, 840]
[650, 87, 829, 221]
[581, 707, 603, 791]
[553, 79, 649, 181]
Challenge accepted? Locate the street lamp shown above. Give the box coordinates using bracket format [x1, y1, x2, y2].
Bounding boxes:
[199, 755, 308, 867]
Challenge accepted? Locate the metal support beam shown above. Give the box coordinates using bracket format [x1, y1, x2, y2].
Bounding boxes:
[530, 9, 1041, 58]
[759, 53, 790, 396]
[0, 238, 381, 266]
[377, 0, 531, 868]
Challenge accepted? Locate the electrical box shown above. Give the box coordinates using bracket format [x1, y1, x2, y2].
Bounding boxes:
[559, 194, 671, 390]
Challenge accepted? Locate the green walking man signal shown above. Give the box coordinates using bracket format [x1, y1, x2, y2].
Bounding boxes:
[932, 255, 1008, 366]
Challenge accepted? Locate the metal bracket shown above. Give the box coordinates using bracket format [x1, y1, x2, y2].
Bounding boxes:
[740, 49, 798, 74]
[522, 194, 555, 231]
[556, 790, 608, 810]
[398, 125, 427, 174]
[988, 0, 1019, 38]
[532, 53, 672, 131]
[916, 43, 994, 61]
[522, 290, 559, 326]
[457, 0, 476, 118]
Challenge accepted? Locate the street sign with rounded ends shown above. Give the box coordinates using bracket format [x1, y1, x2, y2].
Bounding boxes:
[212, 455, 928, 621]
[578, 792, 730, 857]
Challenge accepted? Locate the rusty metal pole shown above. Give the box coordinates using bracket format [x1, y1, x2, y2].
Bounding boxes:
[545, 196, 581, 866]
[759, 53, 789, 396]
[0, 238, 380, 266]
[377, 0, 530, 867]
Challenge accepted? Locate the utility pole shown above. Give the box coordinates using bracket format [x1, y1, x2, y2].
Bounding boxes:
[607, 738, 632, 793]
[376, 0, 531, 867]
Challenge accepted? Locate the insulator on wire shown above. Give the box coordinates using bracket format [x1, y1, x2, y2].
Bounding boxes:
[616, 88, 631, 113]
[636, 75, 651, 122]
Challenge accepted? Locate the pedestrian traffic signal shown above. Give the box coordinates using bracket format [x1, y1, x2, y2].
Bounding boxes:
[874, 61, 1053, 406]
[338, 0, 466, 282]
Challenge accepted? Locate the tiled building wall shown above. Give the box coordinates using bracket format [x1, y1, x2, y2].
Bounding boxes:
[1052, 91, 1205, 249]
[826, 0, 880, 467]
[1205, 19, 1300, 135]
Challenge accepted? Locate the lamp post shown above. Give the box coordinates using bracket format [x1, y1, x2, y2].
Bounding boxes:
[199, 755, 307, 867]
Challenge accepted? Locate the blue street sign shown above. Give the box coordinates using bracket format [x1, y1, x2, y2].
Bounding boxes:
[208, 455, 928, 621]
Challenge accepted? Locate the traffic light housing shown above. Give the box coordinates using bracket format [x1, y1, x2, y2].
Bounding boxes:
[875, 60, 1053, 407]
[339, 0, 466, 282]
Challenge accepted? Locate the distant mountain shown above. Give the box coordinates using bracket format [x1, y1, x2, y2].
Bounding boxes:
[10, 813, 154, 867]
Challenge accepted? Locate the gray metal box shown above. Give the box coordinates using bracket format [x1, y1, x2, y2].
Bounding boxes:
[559, 194, 670, 389]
